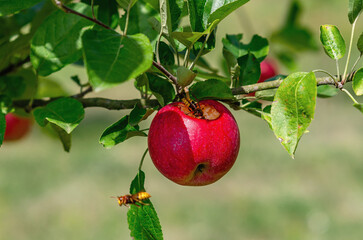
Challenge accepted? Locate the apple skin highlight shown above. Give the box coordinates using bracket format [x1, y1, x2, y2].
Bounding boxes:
[148, 100, 240, 186]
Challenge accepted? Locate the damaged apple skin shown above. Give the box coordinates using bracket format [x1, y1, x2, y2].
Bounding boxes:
[148, 100, 240, 186]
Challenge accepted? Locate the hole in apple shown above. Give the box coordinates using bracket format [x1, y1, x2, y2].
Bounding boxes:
[177, 102, 220, 120]
[193, 163, 209, 178]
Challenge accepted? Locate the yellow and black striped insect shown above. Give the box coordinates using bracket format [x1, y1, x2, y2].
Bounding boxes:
[180, 89, 204, 118]
[112, 191, 151, 207]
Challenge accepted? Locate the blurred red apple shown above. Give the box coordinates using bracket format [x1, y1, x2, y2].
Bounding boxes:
[248, 59, 278, 96]
[4, 113, 32, 141]
[148, 100, 240, 186]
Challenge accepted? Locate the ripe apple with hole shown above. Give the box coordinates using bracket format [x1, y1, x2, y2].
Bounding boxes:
[148, 100, 240, 186]
[3, 113, 32, 141]
[248, 59, 278, 96]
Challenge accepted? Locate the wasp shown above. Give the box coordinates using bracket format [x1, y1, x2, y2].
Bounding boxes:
[180, 88, 204, 118]
[112, 191, 151, 207]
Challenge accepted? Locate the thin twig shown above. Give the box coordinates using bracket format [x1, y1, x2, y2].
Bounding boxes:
[342, 15, 360, 85]
[52, 0, 112, 30]
[0, 56, 30, 76]
[152, 61, 180, 88]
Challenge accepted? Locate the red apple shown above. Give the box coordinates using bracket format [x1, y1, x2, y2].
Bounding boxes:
[148, 100, 240, 186]
[259, 59, 278, 83]
[248, 59, 278, 96]
[3, 113, 32, 141]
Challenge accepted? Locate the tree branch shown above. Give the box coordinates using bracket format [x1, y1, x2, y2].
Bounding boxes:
[231, 75, 351, 95]
[13, 75, 351, 111]
[13, 98, 159, 111]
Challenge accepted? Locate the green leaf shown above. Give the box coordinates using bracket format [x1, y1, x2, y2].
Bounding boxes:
[190, 79, 234, 100]
[188, 0, 249, 31]
[320, 25, 346, 60]
[255, 89, 277, 101]
[271, 72, 317, 158]
[0, 0, 43, 16]
[0, 34, 32, 73]
[50, 123, 72, 152]
[159, 0, 184, 37]
[169, 0, 184, 31]
[30, 3, 94, 76]
[129, 104, 147, 126]
[0, 95, 13, 114]
[171, 19, 219, 49]
[237, 53, 261, 86]
[222, 34, 269, 62]
[0, 112, 5, 146]
[33, 98, 85, 134]
[9, 69, 38, 100]
[119, 2, 158, 44]
[275, 51, 298, 71]
[117, 0, 138, 9]
[348, 0, 363, 24]
[160, 0, 173, 38]
[35, 77, 68, 98]
[82, 29, 153, 91]
[353, 68, 363, 96]
[317, 85, 338, 98]
[128, 170, 163, 240]
[271, 0, 318, 53]
[99, 115, 147, 148]
[82, 0, 119, 29]
[176, 66, 196, 87]
[148, 74, 175, 106]
[353, 103, 363, 114]
[158, 42, 175, 68]
[358, 32, 363, 54]
[130, 170, 146, 193]
[0, 76, 26, 98]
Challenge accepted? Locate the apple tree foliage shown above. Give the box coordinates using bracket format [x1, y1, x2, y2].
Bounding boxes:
[0, 0, 363, 239]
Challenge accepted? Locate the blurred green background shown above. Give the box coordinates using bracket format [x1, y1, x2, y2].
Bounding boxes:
[1, 0, 363, 239]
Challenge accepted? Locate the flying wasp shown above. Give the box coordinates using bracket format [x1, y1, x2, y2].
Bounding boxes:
[180, 88, 204, 118]
[112, 191, 151, 207]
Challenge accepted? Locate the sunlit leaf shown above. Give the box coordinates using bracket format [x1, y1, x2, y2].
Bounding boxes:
[50, 123, 71, 152]
[33, 98, 85, 134]
[320, 25, 346, 60]
[271, 72, 317, 158]
[31, 3, 94, 76]
[82, 29, 153, 91]
[353, 68, 363, 96]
